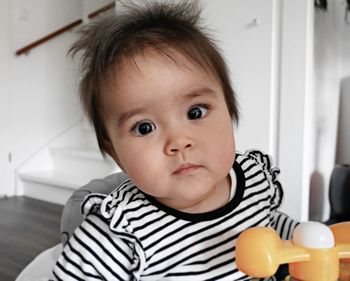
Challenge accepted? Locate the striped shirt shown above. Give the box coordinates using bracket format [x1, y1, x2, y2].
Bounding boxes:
[53, 150, 299, 281]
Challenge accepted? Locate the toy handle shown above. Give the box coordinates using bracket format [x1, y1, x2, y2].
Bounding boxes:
[236, 227, 309, 278]
[236, 222, 350, 280]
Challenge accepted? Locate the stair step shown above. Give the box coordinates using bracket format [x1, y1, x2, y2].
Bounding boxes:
[20, 170, 89, 190]
[50, 146, 109, 161]
[50, 146, 120, 179]
[19, 170, 105, 205]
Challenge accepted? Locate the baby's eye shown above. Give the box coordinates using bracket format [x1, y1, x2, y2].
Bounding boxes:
[132, 121, 156, 136]
[187, 105, 208, 120]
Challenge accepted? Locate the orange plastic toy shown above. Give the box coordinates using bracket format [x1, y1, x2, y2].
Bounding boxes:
[236, 221, 350, 281]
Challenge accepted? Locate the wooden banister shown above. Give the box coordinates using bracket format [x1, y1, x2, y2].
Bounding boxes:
[15, 2, 115, 56]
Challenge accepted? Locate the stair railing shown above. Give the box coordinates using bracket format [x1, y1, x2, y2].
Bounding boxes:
[15, 2, 115, 56]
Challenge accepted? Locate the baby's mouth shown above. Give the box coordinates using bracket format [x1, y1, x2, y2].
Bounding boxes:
[173, 163, 202, 176]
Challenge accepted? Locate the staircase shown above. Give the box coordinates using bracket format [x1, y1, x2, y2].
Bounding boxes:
[17, 121, 121, 205]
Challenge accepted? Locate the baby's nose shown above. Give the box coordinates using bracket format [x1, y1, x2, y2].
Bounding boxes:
[164, 133, 195, 155]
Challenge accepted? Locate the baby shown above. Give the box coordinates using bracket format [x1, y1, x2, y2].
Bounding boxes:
[53, 1, 298, 280]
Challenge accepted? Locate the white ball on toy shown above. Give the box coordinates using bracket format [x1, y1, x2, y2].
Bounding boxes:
[292, 221, 335, 249]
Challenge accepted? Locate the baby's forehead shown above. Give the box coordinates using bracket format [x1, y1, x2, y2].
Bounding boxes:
[102, 48, 223, 109]
[114, 47, 212, 79]
[108, 52, 218, 100]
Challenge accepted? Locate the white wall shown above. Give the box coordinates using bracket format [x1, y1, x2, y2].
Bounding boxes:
[310, 1, 350, 221]
[1, 0, 86, 196]
[0, 0, 14, 196]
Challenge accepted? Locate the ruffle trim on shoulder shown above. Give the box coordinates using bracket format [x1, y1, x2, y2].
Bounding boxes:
[242, 149, 284, 209]
[81, 193, 107, 217]
[80, 181, 147, 278]
[100, 180, 137, 224]
[81, 179, 133, 219]
[82, 179, 143, 233]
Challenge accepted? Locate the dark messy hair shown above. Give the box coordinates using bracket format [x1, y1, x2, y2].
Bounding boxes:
[69, 0, 239, 158]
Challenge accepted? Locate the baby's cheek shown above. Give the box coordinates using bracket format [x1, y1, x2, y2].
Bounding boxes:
[125, 152, 162, 187]
[215, 132, 235, 169]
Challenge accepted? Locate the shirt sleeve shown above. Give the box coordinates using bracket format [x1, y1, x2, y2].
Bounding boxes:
[52, 213, 143, 281]
[271, 211, 299, 240]
[244, 150, 283, 210]
[244, 150, 299, 240]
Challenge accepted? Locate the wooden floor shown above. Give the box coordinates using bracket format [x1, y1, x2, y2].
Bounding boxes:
[0, 196, 63, 281]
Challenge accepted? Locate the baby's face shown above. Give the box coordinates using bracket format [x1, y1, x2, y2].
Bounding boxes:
[103, 49, 235, 212]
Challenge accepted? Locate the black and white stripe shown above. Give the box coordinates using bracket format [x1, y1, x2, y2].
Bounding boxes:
[53, 150, 298, 280]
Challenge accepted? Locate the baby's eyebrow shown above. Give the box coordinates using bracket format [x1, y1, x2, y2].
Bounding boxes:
[117, 87, 217, 127]
[182, 87, 217, 100]
[117, 107, 147, 127]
